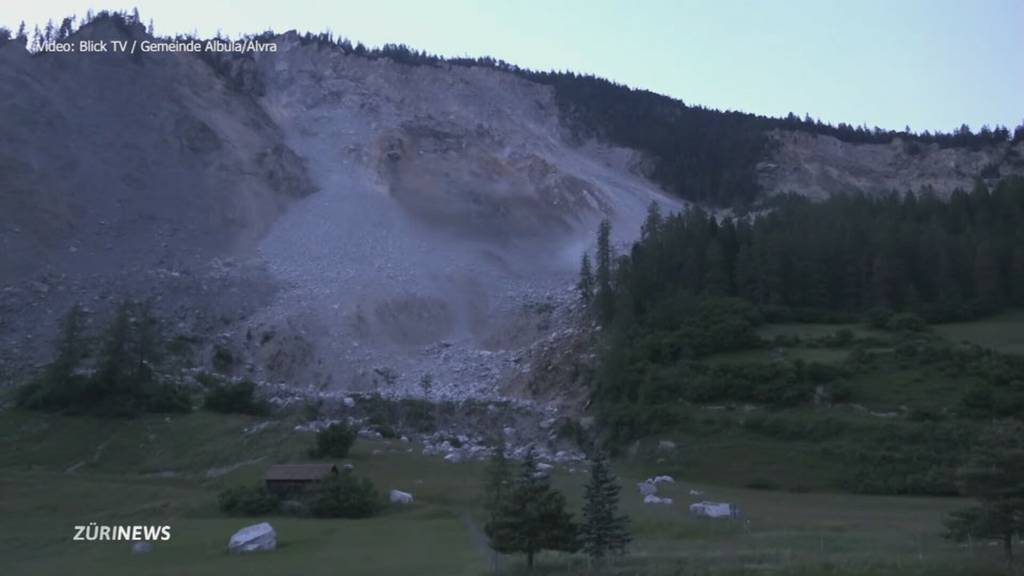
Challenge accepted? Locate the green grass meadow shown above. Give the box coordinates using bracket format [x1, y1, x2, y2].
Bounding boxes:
[0, 408, 1011, 576]
[3, 311, 1023, 575]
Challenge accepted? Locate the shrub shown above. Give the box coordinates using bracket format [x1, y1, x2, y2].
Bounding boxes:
[146, 383, 193, 413]
[885, 312, 927, 333]
[212, 345, 235, 372]
[865, 307, 893, 330]
[312, 422, 357, 458]
[218, 484, 279, 515]
[830, 381, 854, 404]
[307, 472, 381, 518]
[829, 328, 854, 347]
[203, 379, 266, 415]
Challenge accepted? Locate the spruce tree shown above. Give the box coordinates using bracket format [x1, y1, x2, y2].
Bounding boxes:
[595, 219, 614, 324]
[945, 420, 1024, 563]
[485, 448, 578, 569]
[641, 201, 662, 241]
[577, 252, 594, 303]
[580, 453, 630, 560]
[483, 434, 512, 516]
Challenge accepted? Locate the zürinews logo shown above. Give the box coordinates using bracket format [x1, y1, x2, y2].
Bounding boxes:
[73, 524, 172, 542]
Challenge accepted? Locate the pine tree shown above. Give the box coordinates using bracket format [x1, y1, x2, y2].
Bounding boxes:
[1009, 246, 1024, 306]
[703, 240, 729, 296]
[94, 301, 133, 398]
[485, 448, 578, 569]
[52, 303, 87, 382]
[973, 240, 1002, 308]
[733, 243, 756, 300]
[595, 219, 614, 324]
[16, 21, 26, 41]
[579, 453, 630, 560]
[945, 420, 1024, 563]
[483, 434, 512, 516]
[641, 201, 662, 241]
[577, 253, 594, 303]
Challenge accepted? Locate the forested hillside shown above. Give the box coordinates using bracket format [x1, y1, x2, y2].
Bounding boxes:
[583, 178, 1024, 495]
[602, 177, 1024, 324]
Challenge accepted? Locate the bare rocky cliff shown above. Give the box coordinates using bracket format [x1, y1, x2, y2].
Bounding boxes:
[759, 129, 1024, 199]
[1, 22, 1019, 403]
[0, 25, 676, 402]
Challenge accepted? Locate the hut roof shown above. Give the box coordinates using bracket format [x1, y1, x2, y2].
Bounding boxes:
[264, 463, 338, 481]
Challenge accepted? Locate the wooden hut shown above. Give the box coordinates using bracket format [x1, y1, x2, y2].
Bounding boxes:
[264, 463, 339, 495]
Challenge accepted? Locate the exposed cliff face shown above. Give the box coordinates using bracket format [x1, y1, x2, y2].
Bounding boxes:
[0, 26, 678, 401]
[0, 21, 314, 284]
[759, 130, 1024, 199]
[0, 22, 1017, 401]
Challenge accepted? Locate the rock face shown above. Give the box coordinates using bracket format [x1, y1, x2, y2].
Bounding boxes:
[228, 522, 277, 553]
[759, 130, 1024, 200]
[2, 20, 1019, 401]
[0, 23, 678, 399]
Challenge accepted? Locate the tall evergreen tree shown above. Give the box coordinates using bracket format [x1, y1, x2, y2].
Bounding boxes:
[483, 434, 512, 516]
[641, 201, 662, 241]
[595, 219, 614, 324]
[945, 420, 1024, 563]
[577, 252, 594, 303]
[485, 449, 578, 569]
[579, 453, 630, 560]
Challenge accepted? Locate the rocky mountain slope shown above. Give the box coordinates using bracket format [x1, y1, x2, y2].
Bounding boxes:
[760, 129, 1024, 199]
[1, 18, 1020, 402]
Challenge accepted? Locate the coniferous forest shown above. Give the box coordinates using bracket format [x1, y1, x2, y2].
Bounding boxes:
[607, 177, 1024, 325]
[584, 178, 1024, 496]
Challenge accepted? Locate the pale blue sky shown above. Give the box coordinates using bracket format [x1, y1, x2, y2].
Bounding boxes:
[5, 0, 1022, 133]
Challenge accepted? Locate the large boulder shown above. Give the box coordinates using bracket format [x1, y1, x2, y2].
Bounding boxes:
[131, 541, 154, 554]
[689, 501, 736, 518]
[389, 489, 414, 504]
[228, 522, 277, 553]
[637, 481, 657, 496]
[643, 495, 673, 505]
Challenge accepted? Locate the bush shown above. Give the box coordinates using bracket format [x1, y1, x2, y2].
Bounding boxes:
[212, 345, 235, 373]
[830, 381, 854, 403]
[218, 484, 279, 515]
[865, 307, 893, 330]
[885, 312, 927, 333]
[312, 422, 357, 458]
[203, 379, 266, 415]
[828, 328, 855, 347]
[146, 383, 193, 413]
[307, 472, 381, 518]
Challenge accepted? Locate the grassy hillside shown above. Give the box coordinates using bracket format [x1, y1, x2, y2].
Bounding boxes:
[0, 407, 1012, 575]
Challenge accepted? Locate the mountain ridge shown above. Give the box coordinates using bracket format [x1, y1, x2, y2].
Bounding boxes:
[1, 12, 1022, 402]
